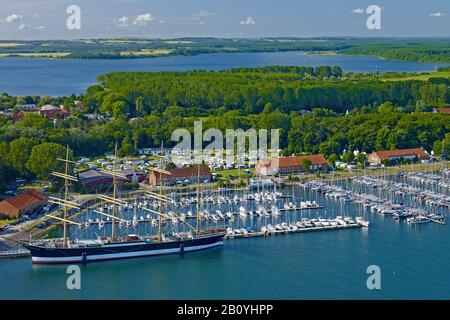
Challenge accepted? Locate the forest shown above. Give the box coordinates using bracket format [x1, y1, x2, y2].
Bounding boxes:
[88, 67, 449, 116]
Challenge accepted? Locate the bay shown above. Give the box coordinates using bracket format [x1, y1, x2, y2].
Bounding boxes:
[0, 186, 448, 300]
[0, 51, 447, 96]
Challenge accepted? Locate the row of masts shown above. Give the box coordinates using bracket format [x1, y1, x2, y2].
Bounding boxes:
[47, 143, 206, 248]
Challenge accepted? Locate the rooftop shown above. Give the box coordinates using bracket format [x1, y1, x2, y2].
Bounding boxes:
[370, 148, 428, 161]
[258, 154, 328, 168]
[0, 190, 47, 217]
[152, 166, 211, 180]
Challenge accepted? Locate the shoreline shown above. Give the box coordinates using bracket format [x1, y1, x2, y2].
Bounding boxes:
[1, 49, 450, 65]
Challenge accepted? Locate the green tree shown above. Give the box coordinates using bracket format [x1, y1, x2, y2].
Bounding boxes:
[356, 153, 367, 165]
[375, 126, 391, 151]
[342, 151, 355, 164]
[327, 154, 338, 168]
[8, 137, 39, 177]
[18, 113, 53, 130]
[432, 140, 442, 156]
[442, 133, 450, 154]
[302, 159, 312, 172]
[27, 143, 66, 181]
[379, 102, 395, 113]
[112, 101, 129, 118]
[165, 162, 177, 170]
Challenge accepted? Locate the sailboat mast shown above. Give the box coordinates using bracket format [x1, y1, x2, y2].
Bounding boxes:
[111, 142, 118, 242]
[196, 163, 200, 235]
[63, 146, 69, 248]
[158, 142, 164, 243]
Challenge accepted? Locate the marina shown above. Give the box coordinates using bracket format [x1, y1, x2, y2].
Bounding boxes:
[1, 179, 449, 299]
[0, 156, 450, 299]
[301, 168, 449, 227]
[3, 164, 449, 263]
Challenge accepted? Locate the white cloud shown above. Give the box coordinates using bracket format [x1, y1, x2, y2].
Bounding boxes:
[159, 20, 165, 24]
[35, 26, 46, 30]
[116, 16, 130, 27]
[133, 13, 154, 26]
[196, 10, 215, 17]
[5, 14, 22, 23]
[352, 8, 365, 14]
[240, 16, 255, 25]
[430, 12, 447, 17]
[18, 24, 29, 30]
[192, 10, 214, 23]
[32, 12, 40, 19]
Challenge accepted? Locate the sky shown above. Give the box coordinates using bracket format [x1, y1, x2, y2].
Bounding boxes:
[0, 0, 449, 40]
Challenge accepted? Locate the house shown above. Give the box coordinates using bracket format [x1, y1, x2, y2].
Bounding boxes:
[40, 105, 69, 120]
[149, 166, 212, 187]
[0, 190, 47, 219]
[15, 104, 37, 111]
[77, 169, 115, 189]
[13, 109, 40, 122]
[368, 148, 428, 165]
[256, 154, 329, 176]
[433, 108, 450, 114]
[77, 168, 146, 190]
[118, 169, 147, 183]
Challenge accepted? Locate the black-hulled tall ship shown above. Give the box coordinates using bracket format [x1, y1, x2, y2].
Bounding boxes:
[23, 146, 225, 264]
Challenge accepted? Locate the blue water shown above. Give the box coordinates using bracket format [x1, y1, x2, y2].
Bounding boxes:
[0, 186, 448, 300]
[0, 51, 447, 96]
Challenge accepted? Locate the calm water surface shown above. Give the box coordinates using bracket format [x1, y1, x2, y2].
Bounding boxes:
[0, 51, 448, 96]
[0, 187, 448, 300]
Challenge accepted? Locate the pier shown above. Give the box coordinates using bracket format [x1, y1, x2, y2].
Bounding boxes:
[0, 248, 31, 260]
[0, 221, 364, 260]
[224, 223, 362, 240]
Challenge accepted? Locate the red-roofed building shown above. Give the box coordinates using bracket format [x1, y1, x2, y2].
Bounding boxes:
[40, 105, 69, 120]
[149, 166, 212, 186]
[0, 190, 48, 219]
[13, 110, 40, 122]
[368, 148, 428, 165]
[256, 154, 329, 176]
[433, 108, 450, 114]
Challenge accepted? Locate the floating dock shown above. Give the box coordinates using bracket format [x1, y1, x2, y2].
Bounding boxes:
[225, 223, 363, 240]
[0, 222, 363, 260]
[0, 248, 31, 260]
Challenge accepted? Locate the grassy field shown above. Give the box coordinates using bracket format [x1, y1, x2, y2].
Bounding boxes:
[305, 51, 337, 55]
[165, 40, 193, 44]
[212, 168, 255, 179]
[0, 52, 70, 58]
[0, 42, 26, 47]
[119, 49, 173, 57]
[380, 71, 450, 82]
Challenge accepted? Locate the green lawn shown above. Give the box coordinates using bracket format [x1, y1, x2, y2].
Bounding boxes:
[213, 168, 255, 179]
[381, 71, 450, 82]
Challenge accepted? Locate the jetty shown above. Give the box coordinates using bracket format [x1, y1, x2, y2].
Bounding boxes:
[0, 247, 31, 260]
[225, 223, 362, 240]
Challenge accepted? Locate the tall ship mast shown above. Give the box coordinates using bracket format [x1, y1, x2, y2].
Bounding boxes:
[23, 144, 225, 264]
